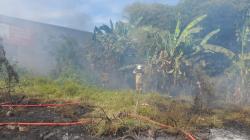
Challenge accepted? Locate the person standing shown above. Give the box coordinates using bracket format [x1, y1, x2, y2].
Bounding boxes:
[133, 64, 144, 94]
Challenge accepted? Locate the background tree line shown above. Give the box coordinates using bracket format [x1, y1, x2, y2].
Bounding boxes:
[52, 0, 250, 104]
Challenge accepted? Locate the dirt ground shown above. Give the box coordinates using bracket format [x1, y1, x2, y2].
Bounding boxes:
[0, 96, 185, 140]
[0, 95, 208, 140]
[0, 95, 103, 140]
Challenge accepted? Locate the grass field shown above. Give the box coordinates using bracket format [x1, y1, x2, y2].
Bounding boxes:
[7, 76, 250, 137]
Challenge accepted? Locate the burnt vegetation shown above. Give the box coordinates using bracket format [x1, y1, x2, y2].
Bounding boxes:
[1, 0, 250, 139]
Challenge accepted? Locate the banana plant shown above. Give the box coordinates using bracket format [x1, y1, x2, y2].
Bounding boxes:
[143, 15, 207, 86]
[92, 20, 134, 71]
[93, 20, 130, 53]
[232, 17, 250, 99]
[200, 13, 250, 100]
[200, 28, 235, 55]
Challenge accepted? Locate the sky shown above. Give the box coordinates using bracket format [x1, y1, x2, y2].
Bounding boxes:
[0, 0, 179, 31]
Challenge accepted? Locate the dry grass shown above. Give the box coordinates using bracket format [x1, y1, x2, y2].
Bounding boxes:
[8, 76, 250, 136]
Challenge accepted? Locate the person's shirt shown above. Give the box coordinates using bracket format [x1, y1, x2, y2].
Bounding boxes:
[133, 68, 144, 74]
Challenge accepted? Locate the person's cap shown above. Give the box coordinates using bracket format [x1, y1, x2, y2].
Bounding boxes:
[137, 64, 142, 70]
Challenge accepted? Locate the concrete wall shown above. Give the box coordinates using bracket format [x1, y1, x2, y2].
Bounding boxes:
[0, 15, 92, 75]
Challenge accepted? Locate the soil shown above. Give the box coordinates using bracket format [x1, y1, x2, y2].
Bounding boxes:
[0, 95, 101, 140]
[223, 120, 250, 136]
[0, 95, 192, 140]
[4, 95, 249, 140]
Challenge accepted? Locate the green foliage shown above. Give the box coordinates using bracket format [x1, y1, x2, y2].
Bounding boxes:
[15, 76, 250, 135]
[178, 0, 249, 47]
[126, 0, 249, 51]
[90, 13, 222, 92]
[0, 42, 19, 99]
[92, 20, 134, 71]
[176, 15, 206, 47]
[200, 10, 250, 102]
[202, 44, 235, 59]
[142, 15, 209, 87]
[125, 3, 177, 31]
[51, 37, 83, 76]
[3, 1, 250, 136]
[200, 29, 220, 46]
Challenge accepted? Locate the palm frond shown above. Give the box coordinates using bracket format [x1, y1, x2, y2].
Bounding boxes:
[135, 17, 144, 26]
[185, 15, 207, 31]
[240, 53, 250, 60]
[202, 44, 235, 58]
[176, 15, 207, 47]
[110, 19, 114, 31]
[201, 29, 220, 46]
[174, 19, 181, 41]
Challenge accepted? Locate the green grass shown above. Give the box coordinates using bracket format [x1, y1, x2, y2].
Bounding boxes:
[14, 76, 175, 135]
[16, 76, 169, 116]
[9, 76, 250, 136]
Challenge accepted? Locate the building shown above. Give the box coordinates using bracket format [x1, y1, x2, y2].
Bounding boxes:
[0, 15, 92, 75]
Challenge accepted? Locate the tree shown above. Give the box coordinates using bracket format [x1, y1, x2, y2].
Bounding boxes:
[92, 20, 134, 71]
[0, 39, 19, 101]
[126, 0, 249, 52]
[178, 0, 249, 48]
[92, 20, 138, 87]
[148, 15, 207, 86]
[49, 36, 87, 82]
[129, 15, 216, 92]
[124, 3, 177, 31]
[199, 9, 250, 103]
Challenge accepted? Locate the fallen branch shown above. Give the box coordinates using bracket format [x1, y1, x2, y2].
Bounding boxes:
[127, 114, 196, 140]
[0, 103, 196, 140]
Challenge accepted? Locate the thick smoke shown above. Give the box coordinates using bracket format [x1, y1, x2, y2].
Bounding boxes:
[0, 15, 92, 75]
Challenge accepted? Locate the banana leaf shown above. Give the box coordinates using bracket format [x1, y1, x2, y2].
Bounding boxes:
[202, 44, 235, 59]
[201, 29, 220, 46]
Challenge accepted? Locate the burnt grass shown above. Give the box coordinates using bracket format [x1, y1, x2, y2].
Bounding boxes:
[0, 95, 196, 140]
[1, 94, 250, 140]
[0, 95, 100, 140]
[0, 95, 189, 140]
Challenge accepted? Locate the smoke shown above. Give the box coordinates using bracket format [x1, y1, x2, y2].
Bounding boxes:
[0, 14, 93, 75]
[0, 0, 180, 32]
[0, 0, 244, 106]
[0, 0, 93, 31]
